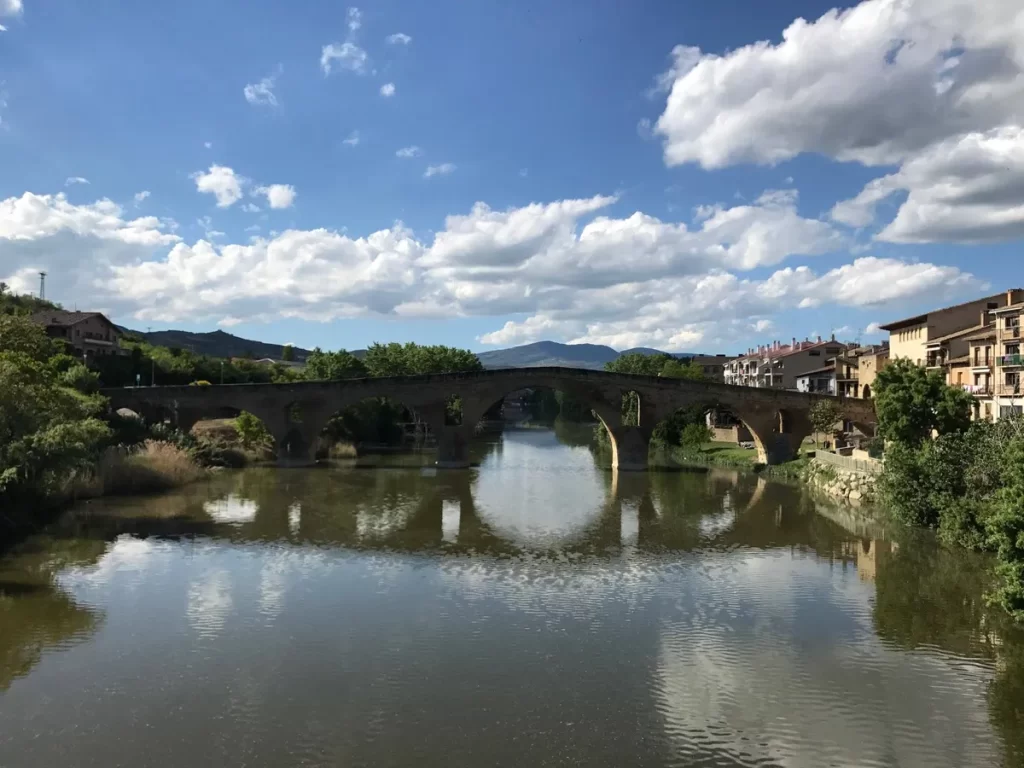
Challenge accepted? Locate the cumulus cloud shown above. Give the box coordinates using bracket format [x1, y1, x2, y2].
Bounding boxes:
[386, 32, 412, 45]
[866, 322, 884, 335]
[0, 188, 980, 348]
[243, 72, 279, 107]
[833, 127, 1024, 242]
[254, 184, 296, 210]
[0, 0, 21, 16]
[133, 190, 151, 205]
[346, 7, 361, 32]
[379, 82, 395, 97]
[343, 130, 360, 146]
[652, 0, 1024, 243]
[423, 163, 455, 178]
[395, 145, 421, 158]
[192, 165, 246, 208]
[65, 177, 89, 186]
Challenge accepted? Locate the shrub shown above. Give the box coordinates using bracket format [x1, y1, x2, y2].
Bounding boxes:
[96, 440, 204, 495]
[680, 423, 714, 453]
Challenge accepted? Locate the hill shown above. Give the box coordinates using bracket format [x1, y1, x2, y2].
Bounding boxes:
[122, 328, 313, 362]
[476, 341, 621, 370]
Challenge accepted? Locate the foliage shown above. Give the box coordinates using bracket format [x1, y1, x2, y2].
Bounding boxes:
[874, 358, 972, 445]
[0, 314, 62, 361]
[363, 342, 483, 377]
[93, 441, 204, 495]
[680, 423, 714, 452]
[235, 411, 273, 451]
[305, 348, 366, 380]
[605, 352, 672, 377]
[986, 438, 1024, 620]
[660, 359, 706, 380]
[809, 399, 842, 446]
[281, 344, 295, 362]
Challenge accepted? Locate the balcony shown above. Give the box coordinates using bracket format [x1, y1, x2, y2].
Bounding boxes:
[972, 358, 993, 369]
[1006, 326, 1021, 339]
[999, 354, 1024, 367]
[961, 384, 992, 395]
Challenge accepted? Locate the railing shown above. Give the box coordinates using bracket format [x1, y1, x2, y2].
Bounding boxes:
[961, 384, 992, 394]
[1006, 326, 1020, 339]
[999, 354, 1024, 367]
[813, 450, 882, 476]
[974, 358, 993, 367]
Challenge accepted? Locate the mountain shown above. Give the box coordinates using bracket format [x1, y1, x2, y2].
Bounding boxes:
[476, 341, 619, 370]
[121, 328, 313, 362]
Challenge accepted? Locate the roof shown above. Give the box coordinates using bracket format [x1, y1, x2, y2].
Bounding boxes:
[879, 291, 1020, 331]
[993, 301, 1024, 314]
[927, 322, 992, 345]
[730, 339, 850, 363]
[30, 310, 117, 328]
[965, 328, 997, 342]
[948, 355, 970, 365]
[795, 365, 836, 378]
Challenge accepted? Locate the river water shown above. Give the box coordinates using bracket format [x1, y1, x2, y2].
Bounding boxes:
[2, 426, 1023, 767]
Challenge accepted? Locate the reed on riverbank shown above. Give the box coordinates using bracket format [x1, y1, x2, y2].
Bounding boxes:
[81, 441, 205, 497]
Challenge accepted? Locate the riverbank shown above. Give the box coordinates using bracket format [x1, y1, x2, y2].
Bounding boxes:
[668, 441, 811, 481]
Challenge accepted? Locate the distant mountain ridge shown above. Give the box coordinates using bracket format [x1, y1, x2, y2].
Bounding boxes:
[122, 329, 727, 371]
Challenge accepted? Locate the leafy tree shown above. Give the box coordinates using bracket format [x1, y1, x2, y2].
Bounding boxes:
[874, 358, 972, 445]
[680, 423, 714, 453]
[809, 399, 842, 448]
[281, 344, 295, 362]
[605, 352, 671, 377]
[986, 438, 1024, 620]
[58, 364, 101, 394]
[0, 315, 61, 362]
[305, 348, 366, 380]
[234, 411, 272, 451]
[660, 359, 706, 380]
[363, 342, 482, 377]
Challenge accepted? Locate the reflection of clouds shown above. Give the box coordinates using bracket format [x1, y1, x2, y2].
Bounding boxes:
[474, 430, 606, 547]
[205, 494, 258, 525]
[654, 554, 999, 768]
[355, 503, 414, 540]
[258, 559, 288, 621]
[187, 568, 233, 639]
[287, 502, 301, 536]
[60, 534, 171, 593]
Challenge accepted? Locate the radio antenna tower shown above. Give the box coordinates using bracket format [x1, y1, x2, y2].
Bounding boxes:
[39, 272, 47, 300]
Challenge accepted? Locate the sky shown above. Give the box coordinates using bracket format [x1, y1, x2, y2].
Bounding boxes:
[0, 0, 1021, 354]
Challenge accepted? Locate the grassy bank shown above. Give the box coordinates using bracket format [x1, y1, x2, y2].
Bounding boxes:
[669, 441, 811, 480]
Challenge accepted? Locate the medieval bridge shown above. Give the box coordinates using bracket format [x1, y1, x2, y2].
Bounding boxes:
[102, 367, 876, 471]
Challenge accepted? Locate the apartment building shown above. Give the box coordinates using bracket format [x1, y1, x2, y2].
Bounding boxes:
[30, 310, 126, 358]
[993, 297, 1024, 418]
[880, 290, 1023, 367]
[682, 354, 735, 382]
[723, 337, 849, 390]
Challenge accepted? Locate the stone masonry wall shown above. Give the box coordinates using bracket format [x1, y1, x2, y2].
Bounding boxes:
[803, 458, 877, 504]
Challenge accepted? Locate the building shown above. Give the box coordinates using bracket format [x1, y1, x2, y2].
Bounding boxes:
[852, 344, 888, 399]
[723, 337, 850, 390]
[794, 365, 836, 394]
[879, 290, 1024, 368]
[30, 310, 126, 358]
[993, 297, 1024, 418]
[959, 327, 997, 421]
[682, 354, 735, 382]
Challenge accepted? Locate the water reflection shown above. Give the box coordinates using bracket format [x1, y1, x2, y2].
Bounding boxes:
[1, 427, 1023, 767]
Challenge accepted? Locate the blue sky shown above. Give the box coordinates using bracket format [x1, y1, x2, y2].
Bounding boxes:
[1, 0, 1021, 353]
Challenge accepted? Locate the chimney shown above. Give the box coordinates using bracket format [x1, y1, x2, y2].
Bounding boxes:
[792, 337, 797, 348]
[817, 335, 822, 343]
[831, 332, 835, 341]
[982, 310, 989, 326]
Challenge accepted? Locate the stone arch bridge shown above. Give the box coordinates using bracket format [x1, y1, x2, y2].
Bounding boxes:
[102, 367, 876, 471]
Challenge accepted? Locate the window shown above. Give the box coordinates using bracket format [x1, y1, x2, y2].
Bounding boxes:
[1001, 406, 1024, 418]
[1006, 372, 1021, 388]
[809, 350, 820, 356]
[988, 302, 999, 309]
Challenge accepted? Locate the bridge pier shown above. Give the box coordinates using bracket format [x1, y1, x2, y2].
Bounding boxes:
[608, 426, 652, 471]
[434, 425, 473, 469]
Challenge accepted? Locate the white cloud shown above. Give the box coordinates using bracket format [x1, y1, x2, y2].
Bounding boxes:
[347, 7, 361, 33]
[395, 145, 421, 158]
[0, 0, 22, 16]
[192, 165, 246, 208]
[243, 72, 279, 107]
[241, 203, 260, 213]
[423, 163, 455, 178]
[204, 141, 213, 149]
[133, 190, 151, 205]
[0, 24, 7, 32]
[254, 184, 296, 210]
[65, 177, 89, 186]
[379, 82, 395, 97]
[386, 32, 412, 45]
[343, 130, 360, 146]
[0, 188, 979, 349]
[866, 322, 884, 335]
[321, 42, 368, 75]
[519, 168, 528, 178]
[654, 0, 1024, 169]
[834, 127, 1024, 242]
[652, 0, 1024, 244]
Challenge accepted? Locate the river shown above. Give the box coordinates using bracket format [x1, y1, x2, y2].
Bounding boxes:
[2, 425, 1023, 767]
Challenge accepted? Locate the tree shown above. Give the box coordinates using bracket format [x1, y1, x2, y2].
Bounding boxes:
[605, 352, 671, 377]
[281, 344, 295, 362]
[809, 399, 842, 448]
[304, 348, 367, 380]
[0, 315, 61, 362]
[234, 411, 272, 451]
[362, 342, 482, 377]
[986, 438, 1024, 621]
[874, 358, 972, 445]
[680, 423, 714, 453]
[660, 359, 705, 380]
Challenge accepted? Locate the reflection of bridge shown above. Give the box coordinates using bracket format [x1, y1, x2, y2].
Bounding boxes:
[102, 367, 875, 470]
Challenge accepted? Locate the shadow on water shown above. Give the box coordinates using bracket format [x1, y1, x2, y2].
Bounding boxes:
[1, 424, 1023, 766]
